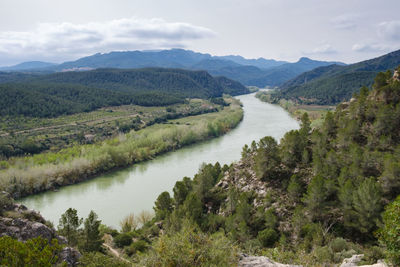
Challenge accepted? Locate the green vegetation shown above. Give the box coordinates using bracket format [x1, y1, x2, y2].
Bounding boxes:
[0, 99, 243, 198]
[0, 68, 249, 118]
[3, 69, 400, 266]
[122, 69, 400, 266]
[278, 49, 400, 104]
[0, 99, 220, 158]
[0, 236, 62, 267]
[256, 90, 335, 128]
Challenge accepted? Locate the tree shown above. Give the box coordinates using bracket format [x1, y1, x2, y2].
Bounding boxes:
[82, 210, 102, 252]
[377, 195, 400, 265]
[154, 192, 173, 220]
[254, 136, 281, 180]
[352, 178, 382, 234]
[173, 177, 192, 207]
[302, 176, 329, 220]
[58, 208, 82, 246]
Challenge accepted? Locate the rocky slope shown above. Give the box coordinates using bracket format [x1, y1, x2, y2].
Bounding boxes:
[0, 192, 81, 266]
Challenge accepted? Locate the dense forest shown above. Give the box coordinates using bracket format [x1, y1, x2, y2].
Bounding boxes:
[0, 68, 249, 118]
[277, 49, 400, 104]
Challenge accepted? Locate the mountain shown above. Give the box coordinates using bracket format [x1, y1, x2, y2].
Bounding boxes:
[0, 68, 249, 118]
[17, 49, 341, 87]
[279, 49, 400, 104]
[0, 61, 56, 71]
[216, 55, 287, 69]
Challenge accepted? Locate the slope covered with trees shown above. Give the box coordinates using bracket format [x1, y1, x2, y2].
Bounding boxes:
[0, 68, 249, 118]
[278, 49, 400, 104]
[128, 68, 400, 265]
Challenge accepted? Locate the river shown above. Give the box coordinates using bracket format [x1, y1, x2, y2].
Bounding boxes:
[20, 93, 299, 228]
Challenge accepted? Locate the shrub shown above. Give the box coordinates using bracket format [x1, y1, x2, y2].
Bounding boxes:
[137, 222, 238, 266]
[125, 240, 148, 256]
[113, 233, 132, 248]
[377, 195, 400, 265]
[330, 237, 347, 253]
[0, 236, 61, 267]
[257, 228, 279, 248]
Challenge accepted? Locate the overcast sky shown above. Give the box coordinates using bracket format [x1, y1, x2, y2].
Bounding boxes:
[0, 0, 399, 66]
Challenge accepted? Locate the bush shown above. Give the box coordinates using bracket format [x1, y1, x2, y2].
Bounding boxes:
[0, 236, 61, 267]
[113, 233, 132, 248]
[377, 195, 400, 265]
[0, 192, 13, 214]
[257, 228, 279, 248]
[125, 240, 148, 256]
[78, 252, 130, 267]
[137, 222, 238, 266]
[330, 237, 347, 253]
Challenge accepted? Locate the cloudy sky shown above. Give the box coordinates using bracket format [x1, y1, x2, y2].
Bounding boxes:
[0, 0, 399, 66]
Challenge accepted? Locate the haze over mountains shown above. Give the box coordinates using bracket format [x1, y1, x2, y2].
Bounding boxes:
[0, 49, 345, 88]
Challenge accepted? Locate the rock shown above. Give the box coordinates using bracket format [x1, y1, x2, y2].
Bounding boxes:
[340, 254, 388, 267]
[0, 216, 56, 242]
[59, 247, 82, 267]
[239, 254, 302, 267]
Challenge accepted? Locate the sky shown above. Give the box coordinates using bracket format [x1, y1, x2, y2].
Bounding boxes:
[0, 0, 399, 66]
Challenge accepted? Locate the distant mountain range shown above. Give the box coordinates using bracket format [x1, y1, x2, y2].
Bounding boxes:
[279, 49, 400, 104]
[0, 49, 345, 87]
[0, 61, 56, 71]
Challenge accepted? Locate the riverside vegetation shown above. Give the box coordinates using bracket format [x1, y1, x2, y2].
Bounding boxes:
[255, 90, 335, 128]
[0, 97, 243, 198]
[2, 68, 400, 266]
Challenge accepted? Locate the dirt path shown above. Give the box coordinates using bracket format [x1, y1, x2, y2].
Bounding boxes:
[103, 243, 131, 264]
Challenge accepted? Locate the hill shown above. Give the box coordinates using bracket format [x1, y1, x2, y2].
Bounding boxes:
[279, 49, 400, 104]
[131, 68, 400, 265]
[18, 49, 342, 87]
[0, 68, 249, 117]
[0, 61, 56, 71]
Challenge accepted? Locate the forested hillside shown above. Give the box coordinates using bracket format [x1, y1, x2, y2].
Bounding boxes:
[0, 68, 249, 118]
[122, 68, 400, 266]
[278, 49, 400, 104]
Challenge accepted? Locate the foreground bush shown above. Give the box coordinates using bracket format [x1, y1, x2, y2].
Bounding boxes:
[0, 236, 61, 267]
[377, 195, 400, 265]
[137, 223, 239, 267]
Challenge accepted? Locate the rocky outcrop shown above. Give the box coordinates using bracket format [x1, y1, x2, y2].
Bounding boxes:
[60, 247, 82, 267]
[339, 254, 388, 267]
[239, 254, 302, 267]
[0, 203, 59, 242]
[0, 195, 80, 266]
[394, 70, 399, 81]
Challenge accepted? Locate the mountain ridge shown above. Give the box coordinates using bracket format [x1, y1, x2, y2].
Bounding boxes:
[2, 49, 345, 87]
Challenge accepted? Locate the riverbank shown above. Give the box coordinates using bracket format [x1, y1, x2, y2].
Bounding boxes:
[255, 91, 335, 128]
[0, 98, 243, 199]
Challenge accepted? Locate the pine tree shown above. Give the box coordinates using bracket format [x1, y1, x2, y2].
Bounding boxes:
[82, 210, 102, 252]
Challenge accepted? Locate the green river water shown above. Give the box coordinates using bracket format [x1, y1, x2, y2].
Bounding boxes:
[21, 93, 299, 228]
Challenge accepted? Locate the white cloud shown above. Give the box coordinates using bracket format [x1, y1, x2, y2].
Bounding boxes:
[378, 20, 400, 41]
[331, 14, 359, 30]
[0, 17, 216, 61]
[352, 43, 387, 53]
[303, 44, 337, 55]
